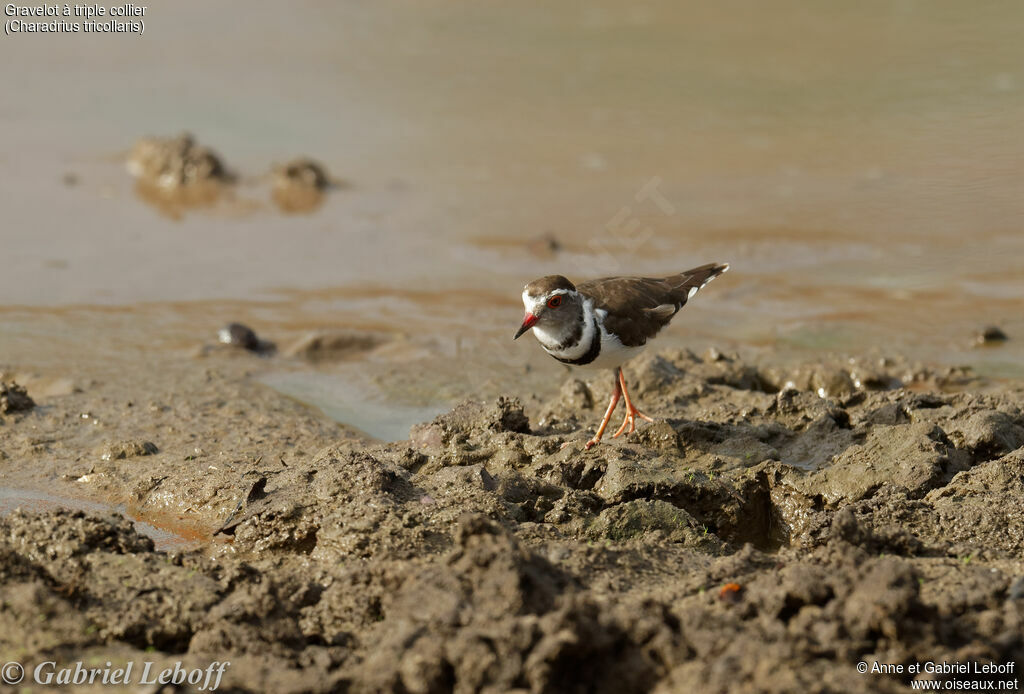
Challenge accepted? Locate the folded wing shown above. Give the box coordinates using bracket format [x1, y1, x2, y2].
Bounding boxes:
[578, 263, 729, 347]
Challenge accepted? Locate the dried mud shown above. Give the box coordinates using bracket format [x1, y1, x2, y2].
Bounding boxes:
[1, 348, 1023, 693]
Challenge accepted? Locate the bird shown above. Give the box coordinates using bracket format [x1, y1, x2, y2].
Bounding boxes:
[514, 263, 729, 449]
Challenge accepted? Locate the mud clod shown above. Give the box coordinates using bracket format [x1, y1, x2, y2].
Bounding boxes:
[950, 411, 1024, 460]
[96, 439, 158, 460]
[126, 133, 236, 218]
[128, 133, 231, 189]
[0, 381, 35, 413]
[275, 158, 332, 191]
[488, 396, 531, 434]
[587, 499, 724, 550]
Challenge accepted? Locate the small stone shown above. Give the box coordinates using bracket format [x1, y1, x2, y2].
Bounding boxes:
[218, 323, 260, 351]
[976, 326, 1008, 346]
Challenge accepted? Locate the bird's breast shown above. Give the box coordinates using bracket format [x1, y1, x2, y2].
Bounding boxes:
[585, 328, 645, 369]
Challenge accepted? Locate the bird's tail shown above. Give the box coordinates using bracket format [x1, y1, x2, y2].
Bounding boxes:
[670, 262, 729, 301]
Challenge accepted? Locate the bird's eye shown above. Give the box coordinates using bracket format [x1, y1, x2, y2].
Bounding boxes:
[547, 296, 562, 308]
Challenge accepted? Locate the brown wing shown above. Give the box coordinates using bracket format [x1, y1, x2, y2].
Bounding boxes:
[577, 263, 729, 347]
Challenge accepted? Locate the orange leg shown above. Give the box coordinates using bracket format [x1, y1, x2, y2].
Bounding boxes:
[562, 371, 622, 450]
[585, 374, 622, 450]
[612, 368, 654, 438]
[585, 377, 622, 450]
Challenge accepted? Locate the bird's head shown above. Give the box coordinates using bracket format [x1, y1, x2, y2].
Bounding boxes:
[514, 275, 580, 339]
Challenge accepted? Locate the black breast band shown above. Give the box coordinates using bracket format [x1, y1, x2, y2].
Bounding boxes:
[552, 326, 601, 366]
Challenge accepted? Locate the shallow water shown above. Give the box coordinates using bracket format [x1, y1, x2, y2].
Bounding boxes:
[1, 1, 1022, 420]
[0, 487, 200, 551]
[260, 370, 451, 442]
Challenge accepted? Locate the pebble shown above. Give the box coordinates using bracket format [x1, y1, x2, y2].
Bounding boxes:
[218, 323, 261, 351]
[976, 326, 1008, 346]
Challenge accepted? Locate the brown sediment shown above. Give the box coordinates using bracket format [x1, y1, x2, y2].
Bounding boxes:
[2, 337, 1022, 692]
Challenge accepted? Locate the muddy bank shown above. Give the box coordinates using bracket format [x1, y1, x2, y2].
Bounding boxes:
[1, 348, 1022, 693]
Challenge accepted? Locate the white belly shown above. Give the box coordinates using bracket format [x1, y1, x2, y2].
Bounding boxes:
[582, 330, 645, 370]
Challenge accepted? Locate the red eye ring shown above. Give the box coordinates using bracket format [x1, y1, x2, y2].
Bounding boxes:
[547, 296, 562, 308]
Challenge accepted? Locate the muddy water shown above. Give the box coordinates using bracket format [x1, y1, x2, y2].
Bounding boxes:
[0, 487, 200, 550]
[1, 0, 1023, 424]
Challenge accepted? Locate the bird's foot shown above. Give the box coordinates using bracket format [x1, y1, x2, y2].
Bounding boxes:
[612, 406, 654, 438]
[561, 436, 604, 450]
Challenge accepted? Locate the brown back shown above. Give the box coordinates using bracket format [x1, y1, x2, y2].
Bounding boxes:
[577, 263, 728, 347]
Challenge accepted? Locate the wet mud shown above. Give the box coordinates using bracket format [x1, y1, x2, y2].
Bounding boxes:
[1, 346, 1022, 693]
